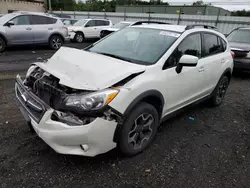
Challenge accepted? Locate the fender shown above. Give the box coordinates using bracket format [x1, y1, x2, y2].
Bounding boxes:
[0, 33, 7, 45]
[48, 33, 65, 42]
[113, 89, 165, 143]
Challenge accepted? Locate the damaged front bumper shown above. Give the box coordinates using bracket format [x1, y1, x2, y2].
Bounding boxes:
[15, 75, 118, 157]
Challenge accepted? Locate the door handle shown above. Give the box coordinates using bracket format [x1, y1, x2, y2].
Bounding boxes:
[198, 66, 205, 72]
[48, 28, 53, 30]
[26, 27, 32, 30]
[221, 59, 226, 64]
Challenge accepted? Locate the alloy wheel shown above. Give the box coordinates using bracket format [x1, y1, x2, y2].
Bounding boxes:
[216, 78, 229, 104]
[52, 37, 62, 49]
[76, 34, 83, 43]
[128, 113, 154, 150]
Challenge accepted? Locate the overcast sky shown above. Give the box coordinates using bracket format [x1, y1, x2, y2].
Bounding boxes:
[167, 0, 250, 11]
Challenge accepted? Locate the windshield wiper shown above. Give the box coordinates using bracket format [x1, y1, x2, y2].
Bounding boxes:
[97, 52, 132, 62]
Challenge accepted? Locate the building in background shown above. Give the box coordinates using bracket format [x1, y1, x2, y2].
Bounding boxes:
[116, 5, 231, 16]
[0, 0, 44, 14]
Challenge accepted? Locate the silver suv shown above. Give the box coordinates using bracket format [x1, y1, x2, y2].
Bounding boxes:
[0, 12, 69, 52]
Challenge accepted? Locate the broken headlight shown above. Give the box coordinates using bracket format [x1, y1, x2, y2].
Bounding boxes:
[64, 89, 119, 111]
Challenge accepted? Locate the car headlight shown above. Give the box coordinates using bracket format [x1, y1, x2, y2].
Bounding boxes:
[64, 89, 119, 111]
[26, 65, 37, 78]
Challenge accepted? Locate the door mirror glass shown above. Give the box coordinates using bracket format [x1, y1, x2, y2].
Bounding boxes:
[6, 21, 14, 27]
[176, 55, 198, 74]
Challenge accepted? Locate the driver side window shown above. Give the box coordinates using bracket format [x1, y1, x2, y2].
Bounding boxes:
[85, 20, 96, 27]
[10, 15, 30, 25]
[163, 33, 201, 69]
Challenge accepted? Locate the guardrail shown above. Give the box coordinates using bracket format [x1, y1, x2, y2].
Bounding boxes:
[52, 11, 250, 34]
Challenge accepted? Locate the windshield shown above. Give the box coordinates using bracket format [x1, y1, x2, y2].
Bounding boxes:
[112, 22, 131, 29]
[73, 19, 88, 26]
[0, 13, 16, 25]
[87, 27, 180, 65]
[227, 29, 250, 43]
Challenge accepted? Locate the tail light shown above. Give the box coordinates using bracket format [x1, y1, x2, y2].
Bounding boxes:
[231, 51, 235, 58]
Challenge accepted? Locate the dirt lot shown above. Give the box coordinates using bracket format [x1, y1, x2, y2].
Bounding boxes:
[0, 73, 249, 188]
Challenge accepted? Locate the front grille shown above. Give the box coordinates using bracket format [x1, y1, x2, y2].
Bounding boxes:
[15, 75, 48, 123]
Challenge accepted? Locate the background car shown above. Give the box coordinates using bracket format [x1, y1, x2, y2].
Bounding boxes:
[61, 18, 78, 26]
[0, 11, 68, 52]
[100, 20, 169, 38]
[227, 27, 250, 73]
[68, 18, 112, 43]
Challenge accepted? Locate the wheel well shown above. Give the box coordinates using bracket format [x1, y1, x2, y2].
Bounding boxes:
[75, 31, 84, 36]
[140, 96, 163, 119]
[224, 70, 232, 82]
[0, 34, 7, 45]
[49, 33, 64, 43]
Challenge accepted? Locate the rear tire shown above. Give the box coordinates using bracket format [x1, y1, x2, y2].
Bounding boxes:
[49, 35, 63, 50]
[118, 102, 159, 157]
[74, 32, 84, 43]
[209, 76, 229, 107]
[0, 37, 6, 53]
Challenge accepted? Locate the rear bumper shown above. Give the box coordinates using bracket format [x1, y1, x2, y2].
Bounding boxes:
[233, 58, 250, 72]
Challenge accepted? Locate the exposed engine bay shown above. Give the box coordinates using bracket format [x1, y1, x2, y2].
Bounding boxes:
[24, 66, 122, 126]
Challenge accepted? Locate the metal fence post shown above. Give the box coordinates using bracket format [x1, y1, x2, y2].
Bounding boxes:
[74, 11, 75, 19]
[177, 8, 182, 25]
[215, 8, 221, 26]
[88, 12, 90, 18]
[124, 7, 126, 21]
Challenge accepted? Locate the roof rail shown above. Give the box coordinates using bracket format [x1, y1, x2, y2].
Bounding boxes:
[132, 21, 170, 26]
[185, 24, 218, 30]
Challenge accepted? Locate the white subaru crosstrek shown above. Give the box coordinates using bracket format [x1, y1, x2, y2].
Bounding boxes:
[15, 24, 233, 157]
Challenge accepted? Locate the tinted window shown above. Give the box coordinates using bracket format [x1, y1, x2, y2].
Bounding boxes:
[227, 29, 250, 43]
[220, 38, 227, 51]
[86, 20, 96, 27]
[164, 33, 201, 69]
[31, 15, 56, 25]
[96, 20, 109, 26]
[11, 15, 30, 25]
[203, 33, 223, 56]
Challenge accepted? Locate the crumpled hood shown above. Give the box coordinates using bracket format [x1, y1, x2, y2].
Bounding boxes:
[229, 42, 250, 52]
[67, 26, 83, 32]
[34, 47, 146, 90]
[103, 28, 119, 32]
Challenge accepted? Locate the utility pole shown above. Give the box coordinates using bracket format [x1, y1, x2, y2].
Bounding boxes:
[48, 0, 52, 12]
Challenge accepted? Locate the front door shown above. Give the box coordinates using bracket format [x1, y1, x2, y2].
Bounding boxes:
[5, 15, 33, 45]
[161, 33, 206, 115]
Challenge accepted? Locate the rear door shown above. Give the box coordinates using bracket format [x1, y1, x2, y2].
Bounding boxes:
[5, 15, 33, 44]
[201, 32, 227, 94]
[31, 15, 57, 44]
[94, 20, 111, 37]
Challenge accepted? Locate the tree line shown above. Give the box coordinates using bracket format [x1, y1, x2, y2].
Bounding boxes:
[46, 0, 250, 17]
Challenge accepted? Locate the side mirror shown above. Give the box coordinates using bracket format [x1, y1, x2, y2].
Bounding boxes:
[224, 34, 228, 37]
[176, 54, 198, 74]
[5, 21, 14, 27]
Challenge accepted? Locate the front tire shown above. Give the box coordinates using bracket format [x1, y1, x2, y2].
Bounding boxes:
[0, 37, 6, 53]
[119, 102, 159, 156]
[49, 35, 63, 50]
[74, 32, 84, 43]
[209, 76, 229, 107]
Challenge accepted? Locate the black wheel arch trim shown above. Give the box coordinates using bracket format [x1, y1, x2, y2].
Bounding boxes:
[222, 67, 232, 82]
[49, 33, 65, 43]
[0, 33, 8, 45]
[113, 89, 165, 143]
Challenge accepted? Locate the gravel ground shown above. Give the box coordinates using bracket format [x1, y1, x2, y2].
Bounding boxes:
[0, 73, 249, 188]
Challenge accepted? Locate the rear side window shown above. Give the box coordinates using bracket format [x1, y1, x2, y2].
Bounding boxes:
[203, 33, 224, 56]
[31, 15, 57, 25]
[96, 20, 109, 26]
[164, 33, 201, 69]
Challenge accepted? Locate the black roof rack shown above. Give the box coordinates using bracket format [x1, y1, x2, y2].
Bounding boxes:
[132, 21, 170, 26]
[185, 24, 218, 30]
